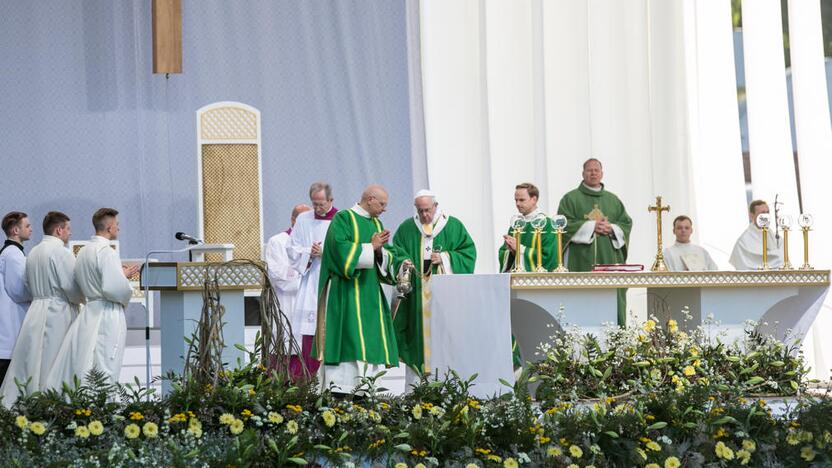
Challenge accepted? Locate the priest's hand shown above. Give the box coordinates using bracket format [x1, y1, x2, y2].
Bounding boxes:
[122, 264, 141, 278]
[503, 235, 517, 252]
[371, 230, 390, 251]
[310, 242, 322, 258]
[595, 219, 612, 235]
[430, 252, 442, 265]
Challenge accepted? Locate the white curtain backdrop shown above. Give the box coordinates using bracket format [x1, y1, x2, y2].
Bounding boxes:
[419, 0, 748, 321]
[787, 0, 832, 381]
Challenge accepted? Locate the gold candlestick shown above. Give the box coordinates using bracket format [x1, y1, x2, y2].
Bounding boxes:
[780, 226, 793, 270]
[534, 229, 546, 272]
[800, 227, 812, 270]
[648, 195, 670, 272]
[511, 227, 525, 273]
[761, 226, 770, 270]
[552, 214, 569, 272]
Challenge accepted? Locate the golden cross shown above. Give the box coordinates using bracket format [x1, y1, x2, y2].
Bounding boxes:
[648, 196, 670, 272]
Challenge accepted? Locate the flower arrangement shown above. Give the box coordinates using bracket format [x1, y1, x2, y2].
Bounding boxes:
[0, 323, 829, 466]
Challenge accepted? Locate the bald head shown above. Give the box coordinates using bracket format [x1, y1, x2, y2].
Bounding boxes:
[290, 204, 312, 227]
[360, 184, 389, 217]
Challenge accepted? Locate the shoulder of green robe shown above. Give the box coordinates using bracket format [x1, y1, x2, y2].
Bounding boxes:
[395, 217, 418, 233]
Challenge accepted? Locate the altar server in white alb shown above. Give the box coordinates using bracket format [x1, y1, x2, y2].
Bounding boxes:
[729, 200, 783, 270]
[0, 212, 32, 389]
[662, 215, 718, 272]
[265, 203, 311, 320]
[46, 208, 139, 388]
[286, 182, 337, 378]
[1, 212, 84, 406]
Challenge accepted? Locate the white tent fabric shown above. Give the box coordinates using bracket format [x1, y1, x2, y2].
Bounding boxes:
[787, 0, 832, 381]
[741, 0, 800, 206]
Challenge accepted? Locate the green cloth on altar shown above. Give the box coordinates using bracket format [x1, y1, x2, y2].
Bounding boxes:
[314, 208, 404, 366]
[497, 211, 560, 272]
[392, 214, 476, 373]
[557, 183, 633, 325]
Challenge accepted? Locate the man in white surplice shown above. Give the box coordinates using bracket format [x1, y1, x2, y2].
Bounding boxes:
[663, 215, 718, 272]
[287, 182, 337, 377]
[0, 212, 32, 389]
[46, 208, 139, 388]
[1, 212, 84, 406]
[729, 200, 783, 270]
[264, 203, 310, 377]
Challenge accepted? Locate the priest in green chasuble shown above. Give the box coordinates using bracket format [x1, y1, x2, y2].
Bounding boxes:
[557, 159, 632, 326]
[497, 183, 559, 273]
[392, 190, 476, 381]
[315, 185, 413, 392]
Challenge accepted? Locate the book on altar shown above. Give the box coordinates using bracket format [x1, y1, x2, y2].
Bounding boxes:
[591, 264, 644, 272]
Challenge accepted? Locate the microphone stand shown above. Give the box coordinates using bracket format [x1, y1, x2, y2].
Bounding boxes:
[141, 244, 200, 401]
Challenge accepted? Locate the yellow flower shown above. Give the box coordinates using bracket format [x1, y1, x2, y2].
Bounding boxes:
[15, 415, 28, 429]
[188, 424, 203, 438]
[664, 457, 681, 468]
[636, 448, 648, 460]
[286, 404, 302, 413]
[736, 449, 751, 465]
[503, 458, 518, 468]
[801, 446, 816, 462]
[142, 422, 159, 438]
[667, 319, 678, 333]
[124, 423, 140, 439]
[742, 439, 756, 452]
[415, 464, 427, 468]
[714, 427, 728, 439]
[586, 465, 596, 468]
[646, 441, 661, 451]
[395, 464, 408, 468]
[569, 444, 583, 458]
[129, 411, 144, 421]
[219, 413, 235, 425]
[465, 464, 478, 468]
[189, 417, 202, 430]
[715, 441, 734, 460]
[29, 421, 46, 435]
[487, 455, 502, 463]
[547, 446, 562, 457]
[240, 409, 253, 418]
[683, 366, 696, 376]
[88, 420, 104, 436]
[268, 411, 284, 424]
[567, 465, 579, 468]
[248, 388, 256, 397]
[322, 410, 337, 427]
[75, 425, 90, 438]
[689, 346, 699, 357]
[646, 464, 660, 468]
[286, 420, 299, 434]
[411, 405, 423, 420]
[229, 418, 245, 435]
[643, 319, 657, 332]
[786, 431, 801, 445]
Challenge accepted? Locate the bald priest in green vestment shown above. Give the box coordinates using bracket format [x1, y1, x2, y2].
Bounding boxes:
[557, 159, 633, 326]
[315, 185, 413, 393]
[393, 189, 476, 383]
[497, 182, 559, 272]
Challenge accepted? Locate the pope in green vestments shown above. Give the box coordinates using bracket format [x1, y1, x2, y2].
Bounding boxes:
[315, 186, 411, 391]
[557, 159, 633, 325]
[497, 183, 560, 273]
[392, 191, 476, 377]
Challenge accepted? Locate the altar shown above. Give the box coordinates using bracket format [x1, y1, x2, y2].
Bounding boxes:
[428, 270, 830, 397]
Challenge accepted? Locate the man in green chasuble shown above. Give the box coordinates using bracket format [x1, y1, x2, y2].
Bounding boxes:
[557, 159, 632, 326]
[315, 185, 412, 392]
[392, 190, 476, 383]
[497, 183, 559, 273]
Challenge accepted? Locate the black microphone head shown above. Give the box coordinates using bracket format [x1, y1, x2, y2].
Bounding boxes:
[175, 232, 186, 240]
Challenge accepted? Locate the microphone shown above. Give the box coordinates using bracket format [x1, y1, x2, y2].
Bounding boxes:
[175, 232, 203, 245]
[774, 194, 782, 247]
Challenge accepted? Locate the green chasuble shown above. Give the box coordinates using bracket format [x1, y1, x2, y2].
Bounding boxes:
[497, 210, 560, 272]
[392, 213, 476, 374]
[315, 207, 405, 367]
[557, 183, 633, 325]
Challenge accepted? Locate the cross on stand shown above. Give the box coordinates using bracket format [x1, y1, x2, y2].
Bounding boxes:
[648, 195, 671, 272]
